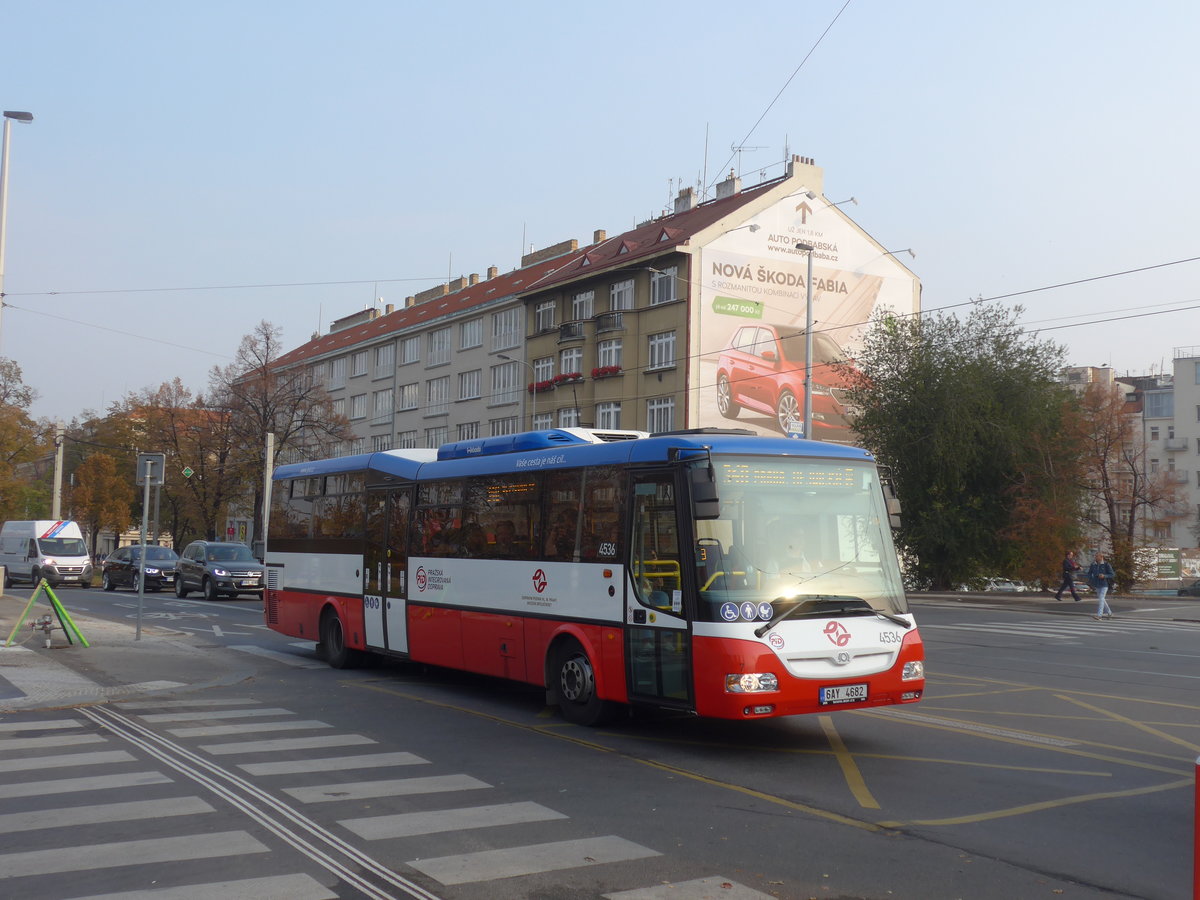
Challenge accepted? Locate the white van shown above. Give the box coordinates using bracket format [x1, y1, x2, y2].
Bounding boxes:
[0, 520, 93, 588]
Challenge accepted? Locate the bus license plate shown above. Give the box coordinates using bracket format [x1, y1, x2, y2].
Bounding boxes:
[820, 683, 867, 705]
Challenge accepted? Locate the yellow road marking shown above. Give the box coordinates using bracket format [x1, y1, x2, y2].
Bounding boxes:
[819, 715, 879, 809]
[1056, 695, 1200, 754]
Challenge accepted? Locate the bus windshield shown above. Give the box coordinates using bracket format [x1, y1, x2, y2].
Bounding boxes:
[692, 455, 906, 620]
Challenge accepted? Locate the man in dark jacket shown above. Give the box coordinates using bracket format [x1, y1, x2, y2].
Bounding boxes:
[1055, 550, 1082, 601]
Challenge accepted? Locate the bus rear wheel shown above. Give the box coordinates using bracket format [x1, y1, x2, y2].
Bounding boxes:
[320, 608, 363, 669]
[552, 640, 620, 726]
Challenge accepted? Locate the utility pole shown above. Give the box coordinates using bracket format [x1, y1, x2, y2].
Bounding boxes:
[51, 422, 64, 519]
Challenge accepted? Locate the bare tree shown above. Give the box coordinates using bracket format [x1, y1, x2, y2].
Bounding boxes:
[1076, 382, 1176, 590]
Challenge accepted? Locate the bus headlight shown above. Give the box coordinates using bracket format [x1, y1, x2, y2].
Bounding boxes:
[726, 673, 779, 693]
[902, 661, 924, 681]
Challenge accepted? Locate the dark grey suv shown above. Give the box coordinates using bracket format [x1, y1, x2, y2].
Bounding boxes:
[175, 540, 265, 601]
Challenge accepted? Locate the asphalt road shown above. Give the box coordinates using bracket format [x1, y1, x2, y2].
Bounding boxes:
[1, 585, 1197, 899]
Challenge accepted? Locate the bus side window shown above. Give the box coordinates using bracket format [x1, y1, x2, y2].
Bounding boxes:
[631, 475, 680, 609]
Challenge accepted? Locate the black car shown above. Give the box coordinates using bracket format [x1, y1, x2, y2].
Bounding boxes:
[101, 545, 180, 592]
[175, 540, 265, 601]
[1177, 579, 1200, 597]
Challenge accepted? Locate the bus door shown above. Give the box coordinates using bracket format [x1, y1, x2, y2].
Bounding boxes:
[626, 471, 693, 710]
[364, 486, 413, 653]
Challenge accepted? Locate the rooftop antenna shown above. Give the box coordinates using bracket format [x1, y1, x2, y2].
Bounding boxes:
[701, 123, 710, 202]
[730, 141, 767, 177]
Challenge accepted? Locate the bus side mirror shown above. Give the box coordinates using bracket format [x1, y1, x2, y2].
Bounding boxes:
[690, 465, 720, 520]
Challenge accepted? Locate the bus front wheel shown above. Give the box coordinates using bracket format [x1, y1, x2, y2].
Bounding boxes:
[320, 608, 363, 669]
[552, 640, 620, 726]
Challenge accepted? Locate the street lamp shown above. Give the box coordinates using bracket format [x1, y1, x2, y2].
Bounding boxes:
[0, 110, 33, 352]
[498, 353, 537, 431]
[794, 242, 816, 440]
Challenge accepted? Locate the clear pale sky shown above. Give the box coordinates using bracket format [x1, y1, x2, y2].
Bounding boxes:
[3, 0, 1197, 422]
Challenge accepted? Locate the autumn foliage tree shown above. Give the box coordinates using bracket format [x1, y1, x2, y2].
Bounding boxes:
[71, 453, 135, 559]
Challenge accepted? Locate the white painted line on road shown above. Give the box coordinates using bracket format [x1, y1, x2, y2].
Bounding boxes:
[66, 873, 338, 900]
[0, 796, 214, 834]
[0, 733, 107, 752]
[0, 718, 82, 733]
[0, 830, 268, 879]
[116, 698, 261, 709]
[284, 773, 490, 804]
[409, 835, 661, 885]
[239, 750, 429, 776]
[0, 750, 135, 774]
[227, 644, 325, 668]
[201, 733, 375, 755]
[604, 877, 776, 899]
[0, 771, 172, 799]
[167, 719, 332, 738]
[140, 707, 295, 723]
[211, 624, 223, 637]
[341, 800, 566, 840]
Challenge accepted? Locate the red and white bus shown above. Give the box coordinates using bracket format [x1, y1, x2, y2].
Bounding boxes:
[265, 427, 924, 724]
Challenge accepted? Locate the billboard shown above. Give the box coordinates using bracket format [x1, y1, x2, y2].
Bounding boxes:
[690, 196, 920, 441]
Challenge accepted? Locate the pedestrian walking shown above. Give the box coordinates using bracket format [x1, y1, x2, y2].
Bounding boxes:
[1054, 550, 1082, 601]
[1087, 553, 1116, 619]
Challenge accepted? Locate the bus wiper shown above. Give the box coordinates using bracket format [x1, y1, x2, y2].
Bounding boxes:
[754, 595, 911, 637]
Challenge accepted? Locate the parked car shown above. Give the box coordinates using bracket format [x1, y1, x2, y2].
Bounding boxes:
[175, 540, 265, 601]
[1177, 579, 1200, 597]
[715, 323, 854, 438]
[984, 577, 1027, 593]
[101, 544, 179, 592]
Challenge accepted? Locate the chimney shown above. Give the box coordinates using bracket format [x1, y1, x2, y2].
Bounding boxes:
[593, 229, 606, 244]
[487, 265, 498, 280]
[469, 273, 479, 286]
[521, 238, 579, 268]
[785, 154, 825, 193]
[412, 283, 449, 305]
[447, 276, 468, 293]
[674, 187, 697, 214]
[385, 303, 394, 315]
[716, 170, 742, 200]
[405, 296, 415, 308]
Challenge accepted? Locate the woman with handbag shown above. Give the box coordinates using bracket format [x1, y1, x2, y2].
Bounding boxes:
[1087, 553, 1116, 620]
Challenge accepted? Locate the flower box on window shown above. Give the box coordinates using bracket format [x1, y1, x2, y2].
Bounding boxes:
[528, 380, 556, 394]
[591, 365, 622, 379]
[553, 372, 584, 386]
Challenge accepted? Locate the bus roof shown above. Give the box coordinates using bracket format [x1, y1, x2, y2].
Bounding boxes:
[273, 428, 874, 483]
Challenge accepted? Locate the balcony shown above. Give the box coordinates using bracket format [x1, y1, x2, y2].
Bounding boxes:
[594, 311, 626, 334]
[1166, 469, 1190, 483]
[1164, 437, 1187, 451]
[558, 322, 586, 343]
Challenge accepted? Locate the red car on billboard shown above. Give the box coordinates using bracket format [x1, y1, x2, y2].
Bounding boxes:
[715, 323, 854, 439]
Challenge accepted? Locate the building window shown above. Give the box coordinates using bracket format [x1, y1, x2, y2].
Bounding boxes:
[535, 301, 556, 332]
[351, 351, 368, 377]
[457, 421, 479, 440]
[533, 356, 554, 383]
[532, 412, 553, 430]
[398, 383, 418, 411]
[458, 369, 481, 400]
[425, 426, 448, 448]
[427, 328, 451, 367]
[328, 356, 347, 388]
[610, 279, 634, 311]
[426, 376, 450, 416]
[597, 338, 622, 369]
[647, 331, 676, 370]
[374, 343, 395, 378]
[560, 347, 583, 376]
[571, 290, 594, 321]
[489, 416, 519, 436]
[491, 361, 520, 405]
[349, 437, 366, 455]
[558, 407, 581, 428]
[596, 401, 621, 429]
[1150, 426, 1160, 441]
[1150, 458, 1159, 473]
[371, 434, 393, 452]
[350, 394, 367, 420]
[1195, 361, 1200, 385]
[399, 335, 420, 365]
[372, 388, 394, 420]
[491, 307, 521, 350]
[397, 430, 418, 449]
[650, 266, 677, 305]
[459, 318, 482, 350]
[646, 397, 675, 432]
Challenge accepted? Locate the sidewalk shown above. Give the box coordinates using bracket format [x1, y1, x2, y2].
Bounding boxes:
[0, 590, 254, 712]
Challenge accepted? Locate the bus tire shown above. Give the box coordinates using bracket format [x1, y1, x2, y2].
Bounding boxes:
[552, 640, 620, 726]
[320, 607, 363, 669]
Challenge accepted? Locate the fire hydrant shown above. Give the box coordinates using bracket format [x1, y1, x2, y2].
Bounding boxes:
[31, 613, 58, 648]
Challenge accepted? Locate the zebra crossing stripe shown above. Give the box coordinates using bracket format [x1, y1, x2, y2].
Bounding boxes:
[116, 699, 262, 709]
[64, 873, 337, 900]
[409, 835, 661, 885]
[239, 751, 429, 776]
[341, 800, 566, 840]
[140, 707, 295, 723]
[167, 719, 332, 738]
[0, 718, 82, 733]
[0, 750, 134, 774]
[0, 771, 171, 800]
[0, 733, 106, 752]
[0, 830, 268, 879]
[283, 773, 489, 804]
[602, 876, 776, 899]
[0, 796, 214, 834]
[227, 645, 326, 668]
[200, 733, 375, 755]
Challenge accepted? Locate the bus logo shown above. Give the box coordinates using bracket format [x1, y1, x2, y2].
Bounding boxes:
[532, 569, 548, 593]
[824, 621, 851, 646]
[415, 567, 427, 592]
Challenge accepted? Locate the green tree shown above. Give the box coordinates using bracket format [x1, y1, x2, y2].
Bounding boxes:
[841, 304, 1085, 590]
[72, 453, 135, 559]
